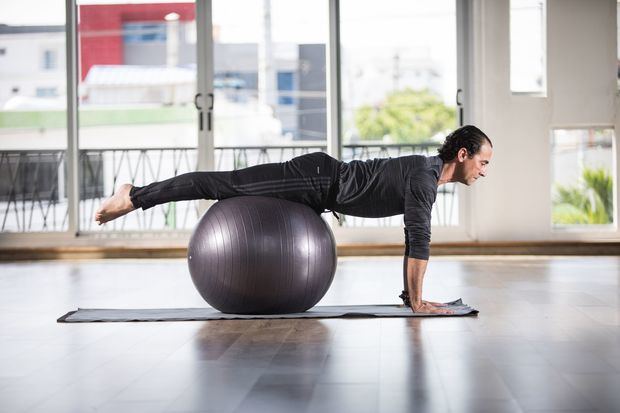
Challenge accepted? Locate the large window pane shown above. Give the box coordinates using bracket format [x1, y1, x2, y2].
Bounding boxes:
[339, 0, 458, 228]
[551, 128, 615, 228]
[77, 1, 199, 232]
[510, 0, 546, 94]
[212, 0, 328, 170]
[0, 0, 67, 232]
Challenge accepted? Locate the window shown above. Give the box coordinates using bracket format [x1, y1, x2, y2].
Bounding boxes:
[277, 72, 295, 105]
[78, 1, 199, 232]
[42, 49, 58, 70]
[36, 87, 58, 97]
[510, 0, 546, 94]
[0, 0, 67, 233]
[341, 0, 457, 147]
[212, 0, 328, 146]
[551, 128, 615, 228]
[339, 0, 458, 228]
[123, 23, 166, 43]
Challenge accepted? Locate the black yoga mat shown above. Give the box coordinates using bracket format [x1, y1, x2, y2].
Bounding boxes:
[57, 299, 478, 322]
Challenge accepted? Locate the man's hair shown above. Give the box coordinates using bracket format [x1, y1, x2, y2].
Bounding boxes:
[437, 125, 492, 162]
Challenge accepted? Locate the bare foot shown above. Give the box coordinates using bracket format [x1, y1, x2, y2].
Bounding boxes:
[94, 183, 136, 225]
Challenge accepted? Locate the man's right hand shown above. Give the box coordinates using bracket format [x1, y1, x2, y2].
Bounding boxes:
[411, 301, 453, 315]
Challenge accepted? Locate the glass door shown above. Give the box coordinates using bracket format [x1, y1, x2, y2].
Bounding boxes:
[53, 0, 467, 240]
[77, 0, 200, 232]
[209, 0, 329, 169]
[338, 0, 460, 230]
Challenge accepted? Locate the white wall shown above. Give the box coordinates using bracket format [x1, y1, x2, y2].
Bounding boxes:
[468, 0, 620, 242]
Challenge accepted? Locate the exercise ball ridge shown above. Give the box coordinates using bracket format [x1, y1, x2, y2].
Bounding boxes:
[187, 196, 337, 314]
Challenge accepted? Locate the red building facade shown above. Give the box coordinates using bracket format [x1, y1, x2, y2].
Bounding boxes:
[78, 3, 195, 80]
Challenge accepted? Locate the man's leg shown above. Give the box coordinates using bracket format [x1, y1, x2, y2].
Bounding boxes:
[129, 170, 237, 210]
[94, 170, 236, 224]
[96, 152, 339, 224]
[130, 152, 335, 210]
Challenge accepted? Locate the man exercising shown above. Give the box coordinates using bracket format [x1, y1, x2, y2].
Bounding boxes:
[95, 124, 493, 315]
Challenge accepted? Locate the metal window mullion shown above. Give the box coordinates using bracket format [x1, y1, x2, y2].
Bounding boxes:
[457, 0, 477, 239]
[196, 0, 214, 216]
[66, 0, 80, 236]
[327, 0, 342, 230]
[456, 0, 473, 125]
[196, 0, 214, 172]
[327, 0, 342, 161]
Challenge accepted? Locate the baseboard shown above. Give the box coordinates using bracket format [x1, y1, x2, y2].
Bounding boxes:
[0, 241, 618, 261]
[339, 241, 620, 256]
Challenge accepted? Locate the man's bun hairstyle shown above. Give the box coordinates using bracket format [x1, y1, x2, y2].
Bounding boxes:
[437, 125, 492, 162]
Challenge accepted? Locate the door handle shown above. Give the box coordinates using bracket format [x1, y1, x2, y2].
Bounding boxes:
[456, 89, 464, 126]
[195, 93, 213, 131]
[207, 93, 214, 130]
[194, 93, 203, 110]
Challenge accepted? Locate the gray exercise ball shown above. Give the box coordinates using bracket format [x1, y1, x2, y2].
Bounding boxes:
[187, 196, 337, 314]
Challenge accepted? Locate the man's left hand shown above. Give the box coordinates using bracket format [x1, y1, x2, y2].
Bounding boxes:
[422, 300, 447, 307]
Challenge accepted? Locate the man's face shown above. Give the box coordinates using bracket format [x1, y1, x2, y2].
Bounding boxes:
[457, 143, 493, 185]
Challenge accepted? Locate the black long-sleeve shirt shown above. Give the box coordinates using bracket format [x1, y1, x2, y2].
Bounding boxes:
[333, 155, 443, 260]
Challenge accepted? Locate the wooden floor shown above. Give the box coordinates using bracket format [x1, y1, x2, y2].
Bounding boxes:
[1, 256, 619, 413]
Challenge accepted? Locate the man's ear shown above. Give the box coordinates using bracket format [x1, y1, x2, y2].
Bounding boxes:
[457, 147, 468, 162]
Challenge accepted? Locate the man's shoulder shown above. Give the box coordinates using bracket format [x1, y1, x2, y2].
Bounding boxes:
[397, 154, 443, 174]
[395, 153, 440, 163]
[403, 155, 442, 191]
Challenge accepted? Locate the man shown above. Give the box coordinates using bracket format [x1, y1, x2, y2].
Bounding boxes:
[96, 124, 493, 315]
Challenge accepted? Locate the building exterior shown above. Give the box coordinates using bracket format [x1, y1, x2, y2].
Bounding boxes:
[0, 24, 66, 109]
[78, 3, 196, 80]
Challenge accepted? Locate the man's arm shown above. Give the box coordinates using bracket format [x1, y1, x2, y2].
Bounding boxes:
[405, 257, 452, 314]
[402, 170, 452, 314]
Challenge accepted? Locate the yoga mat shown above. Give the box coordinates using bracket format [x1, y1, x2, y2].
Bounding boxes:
[58, 299, 478, 322]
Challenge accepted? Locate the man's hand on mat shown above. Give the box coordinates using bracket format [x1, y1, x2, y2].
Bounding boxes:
[411, 301, 453, 315]
[422, 300, 448, 307]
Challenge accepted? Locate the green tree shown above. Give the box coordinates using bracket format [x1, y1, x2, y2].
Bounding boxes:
[354, 88, 456, 143]
[552, 167, 614, 225]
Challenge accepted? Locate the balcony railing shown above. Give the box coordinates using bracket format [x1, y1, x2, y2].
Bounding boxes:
[0, 143, 457, 233]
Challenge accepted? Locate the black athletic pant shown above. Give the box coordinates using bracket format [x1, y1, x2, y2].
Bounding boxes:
[130, 152, 342, 216]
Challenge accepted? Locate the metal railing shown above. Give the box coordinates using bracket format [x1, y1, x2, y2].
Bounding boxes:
[0, 143, 457, 233]
[0, 151, 68, 232]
